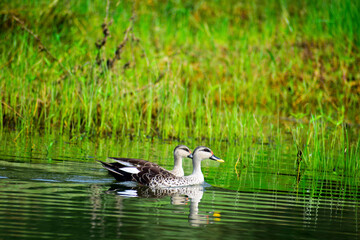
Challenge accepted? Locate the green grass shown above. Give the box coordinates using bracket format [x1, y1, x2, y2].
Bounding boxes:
[0, 0, 359, 174]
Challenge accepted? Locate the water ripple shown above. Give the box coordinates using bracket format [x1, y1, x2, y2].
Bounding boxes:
[0, 157, 359, 239]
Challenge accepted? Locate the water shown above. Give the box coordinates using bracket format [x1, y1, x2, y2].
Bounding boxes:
[0, 131, 359, 239]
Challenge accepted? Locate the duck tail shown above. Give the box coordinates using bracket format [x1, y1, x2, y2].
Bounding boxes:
[97, 160, 134, 181]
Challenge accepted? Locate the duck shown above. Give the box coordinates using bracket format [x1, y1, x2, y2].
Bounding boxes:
[98, 145, 192, 182]
[151, 146, 224, 188]
[100, 146, 224, 188]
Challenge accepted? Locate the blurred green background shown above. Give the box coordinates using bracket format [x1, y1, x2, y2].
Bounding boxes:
[0, 0, 359, 140]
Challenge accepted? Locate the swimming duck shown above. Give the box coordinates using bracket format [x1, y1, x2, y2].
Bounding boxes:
[99, 146, 224, 188]
[152, 146, 224, 188]
[98, 145, 192, 182]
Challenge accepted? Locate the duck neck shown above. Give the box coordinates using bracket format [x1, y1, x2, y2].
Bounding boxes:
[191, 158, 203, 176]
[172, 154, 183, 172]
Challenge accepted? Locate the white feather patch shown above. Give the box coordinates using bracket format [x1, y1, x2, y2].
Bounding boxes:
[112, 159, 134, 167]
[120, 167, 140, 174]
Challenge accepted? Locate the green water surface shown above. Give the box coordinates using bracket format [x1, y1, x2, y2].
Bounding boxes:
[0, 131, 358, 239]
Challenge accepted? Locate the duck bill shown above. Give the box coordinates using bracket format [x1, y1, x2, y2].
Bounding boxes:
[188, 153, 193, 159]
[210, 155, 225, 163]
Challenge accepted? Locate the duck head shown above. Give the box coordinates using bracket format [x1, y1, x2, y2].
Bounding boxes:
[188, 146, 224, 163]
[174, 145, 192, 158]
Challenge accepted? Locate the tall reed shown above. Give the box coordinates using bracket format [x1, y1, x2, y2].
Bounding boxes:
[0, 0, 359, 173]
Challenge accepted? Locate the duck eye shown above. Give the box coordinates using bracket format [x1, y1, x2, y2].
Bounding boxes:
[180, 148, 189, 152]
[202, 148, 211, 153]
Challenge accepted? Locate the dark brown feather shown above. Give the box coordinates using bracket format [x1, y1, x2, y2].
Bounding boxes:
[100, 158, 176, 186]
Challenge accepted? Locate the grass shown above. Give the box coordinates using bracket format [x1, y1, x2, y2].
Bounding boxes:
[0, 0, 359, 174]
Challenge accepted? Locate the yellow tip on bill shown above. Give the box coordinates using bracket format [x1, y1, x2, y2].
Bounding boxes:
[217, 159, 225, 163]
[213, 212, 221, 217]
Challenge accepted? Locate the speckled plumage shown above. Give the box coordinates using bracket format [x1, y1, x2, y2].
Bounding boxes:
[147, 173, 204, 188]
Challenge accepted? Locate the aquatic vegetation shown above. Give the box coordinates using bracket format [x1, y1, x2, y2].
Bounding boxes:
[0, 0, 359, 174]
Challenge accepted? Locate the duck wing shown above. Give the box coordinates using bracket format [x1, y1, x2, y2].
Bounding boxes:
[98, 158, 174, 184]
[108, 157, 168, 170]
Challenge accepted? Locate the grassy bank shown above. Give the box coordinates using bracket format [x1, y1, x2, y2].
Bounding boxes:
[1, 0, 359, 173]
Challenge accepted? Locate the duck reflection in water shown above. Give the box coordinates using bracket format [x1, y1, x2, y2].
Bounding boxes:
[107, 184, 221, 227]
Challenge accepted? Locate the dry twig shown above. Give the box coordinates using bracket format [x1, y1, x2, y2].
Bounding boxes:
[1, 101, 23, 118]
[106, 14, 135, 69]
[11, 15, 71, 76]
[95, 0, 112, 65]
